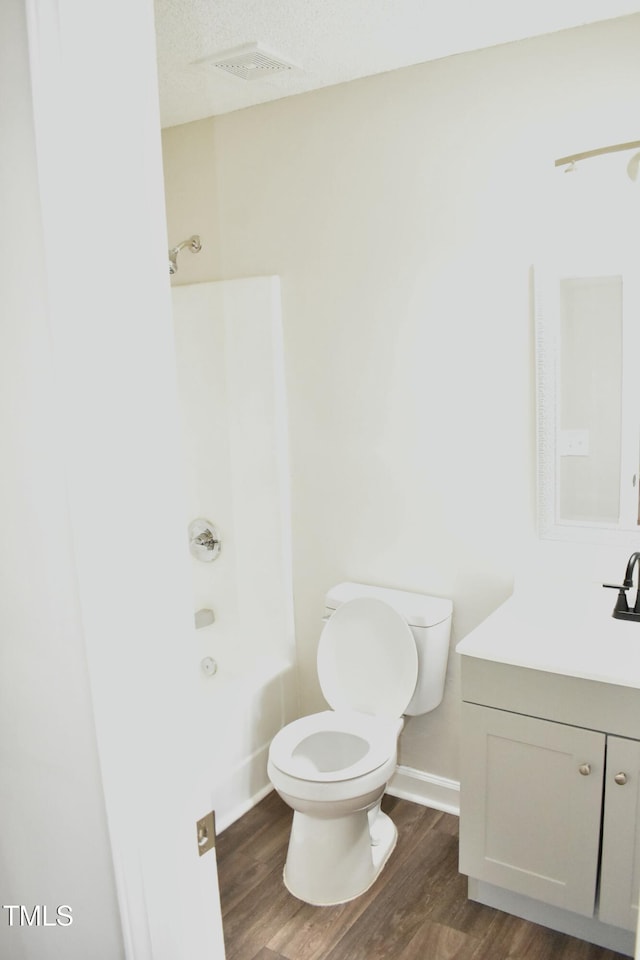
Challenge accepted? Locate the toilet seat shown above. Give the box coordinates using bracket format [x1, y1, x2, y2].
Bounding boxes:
[269, 710, 402, 783]
[317, 597, 418, 717]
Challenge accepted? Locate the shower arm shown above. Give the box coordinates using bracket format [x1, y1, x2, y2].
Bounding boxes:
[168, 235, 202, 274]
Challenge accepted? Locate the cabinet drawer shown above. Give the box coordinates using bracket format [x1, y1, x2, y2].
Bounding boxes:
[459, 703, 605, 917]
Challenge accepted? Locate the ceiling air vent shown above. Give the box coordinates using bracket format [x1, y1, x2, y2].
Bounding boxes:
[197, 43, 298, 81]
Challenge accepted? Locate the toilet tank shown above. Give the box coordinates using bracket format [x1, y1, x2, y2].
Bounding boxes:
[324, 582, 453, 716]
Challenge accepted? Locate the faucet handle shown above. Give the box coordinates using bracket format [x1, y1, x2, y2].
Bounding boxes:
[603, 582, 631, 617]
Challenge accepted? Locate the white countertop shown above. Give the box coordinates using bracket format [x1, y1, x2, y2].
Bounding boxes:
[456, 581, 640, 689]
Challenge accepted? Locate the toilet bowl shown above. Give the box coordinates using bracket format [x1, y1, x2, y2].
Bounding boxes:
[268, 583, 452, 906]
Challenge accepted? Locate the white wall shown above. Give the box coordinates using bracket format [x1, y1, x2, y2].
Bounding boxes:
[0, 1, 123, 956]
[161, 14, 640, 789]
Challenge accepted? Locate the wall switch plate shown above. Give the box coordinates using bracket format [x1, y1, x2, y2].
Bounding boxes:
[559, 429, 590, 456]
[196, 810, 216, 856]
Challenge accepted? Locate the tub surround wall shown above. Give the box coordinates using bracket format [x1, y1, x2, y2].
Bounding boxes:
[161, 14, 640, 798]
[172, 278, 297, 830]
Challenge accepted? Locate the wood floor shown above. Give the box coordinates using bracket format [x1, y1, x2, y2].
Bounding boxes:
[215, 791, 628, 960]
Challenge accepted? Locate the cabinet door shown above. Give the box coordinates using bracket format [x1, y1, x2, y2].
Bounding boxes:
[599, 735, 640, 931]
[459, 703, 605, 916]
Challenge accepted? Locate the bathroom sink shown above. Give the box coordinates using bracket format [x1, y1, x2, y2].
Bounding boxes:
[456, 582, 640, 690]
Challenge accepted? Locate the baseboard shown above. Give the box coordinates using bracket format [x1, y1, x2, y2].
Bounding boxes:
[217, 761, 460, 834]
[217, 781, 274, 834]
[386, 764, 460, 816]
[215, 742, 274, 834]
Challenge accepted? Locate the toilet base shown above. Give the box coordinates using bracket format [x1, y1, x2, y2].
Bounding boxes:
[282, 807, 397, 906]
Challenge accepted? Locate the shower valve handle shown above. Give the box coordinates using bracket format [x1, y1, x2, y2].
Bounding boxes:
[188, 519, 221, 562]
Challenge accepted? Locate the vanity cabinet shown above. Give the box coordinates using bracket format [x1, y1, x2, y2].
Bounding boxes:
[457, 607, 640, 955]
[459, 703, 640, 930]
[459, 704, 604, 917]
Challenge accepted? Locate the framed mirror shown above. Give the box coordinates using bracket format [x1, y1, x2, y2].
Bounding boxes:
[535, 261, 640, 544]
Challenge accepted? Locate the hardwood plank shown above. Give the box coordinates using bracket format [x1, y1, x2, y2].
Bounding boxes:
[421, 847, 499, 940]
[266, 796, 450, 960]
[218, 850, 274, 917]
[217, 792, 630, 960]
[269, 901, 366, 960]
[217, 791, 284, 850]
[467, 912, 567, 960]
[222, 860, 304, 960]
[217, 791, 292, 868]
[321, 831, 460, 960]
[465, 911, 625, 960]
[396, 919, 483, 960]
[267, 799, 441, 960]
[433, 810, 461, 837]
[247, 950, 288, 960]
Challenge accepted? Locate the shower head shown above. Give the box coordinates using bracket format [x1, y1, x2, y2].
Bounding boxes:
[168, 235, 202, 275]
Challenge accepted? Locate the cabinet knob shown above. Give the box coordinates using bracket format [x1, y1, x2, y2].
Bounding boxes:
[578, 763, 591, 776]
[614, 772, 628, 786]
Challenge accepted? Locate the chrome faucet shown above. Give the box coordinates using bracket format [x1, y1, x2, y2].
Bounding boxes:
[603, 552, 640, 621]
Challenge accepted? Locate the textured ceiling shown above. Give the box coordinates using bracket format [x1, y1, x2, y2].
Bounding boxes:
[154, 0, 640, 128]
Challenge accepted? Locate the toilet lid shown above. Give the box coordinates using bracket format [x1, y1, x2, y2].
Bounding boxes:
[317, 597, 418, 717]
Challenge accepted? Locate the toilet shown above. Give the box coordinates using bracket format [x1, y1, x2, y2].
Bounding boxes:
[267, 581, 452, 906]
